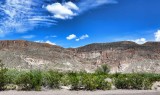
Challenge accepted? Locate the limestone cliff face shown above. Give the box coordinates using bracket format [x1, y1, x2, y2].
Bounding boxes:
[0, 40, 160, 73]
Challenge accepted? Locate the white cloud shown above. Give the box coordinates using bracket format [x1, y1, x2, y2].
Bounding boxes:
[45, 35, 57, 39]
[76, 34, 89, 41]
[28, 17, 57, 24]
[0, 0, 117, 36]
[0, 0, 57, 36]
[46, 2, 79, 20]
[155, 30, 160, 41]
[66, 34, 77, 40]
[131, 38, 147, 44]
[65, 1, 79, 10]
[46, 0, 116, 20]
[78, 0, 117, 12]
[22, 35, 35, 39]
[0, 0, 35, 35]
[75, 39, 80, 41]
[35, 40, 56, 45]
[45, 40, 56, 45]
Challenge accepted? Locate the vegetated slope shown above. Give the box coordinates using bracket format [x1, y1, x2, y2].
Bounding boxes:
[0, 40, 160, 73]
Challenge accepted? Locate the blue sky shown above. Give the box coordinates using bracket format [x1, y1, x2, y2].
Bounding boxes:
[0, 0, 160, 47]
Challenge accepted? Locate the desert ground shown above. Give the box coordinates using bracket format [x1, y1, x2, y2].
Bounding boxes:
[0, 90, 160, 95]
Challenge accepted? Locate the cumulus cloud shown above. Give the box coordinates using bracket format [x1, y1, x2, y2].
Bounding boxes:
[35, 40, 56, 45]
[130, 38, 147, 44]
[76, 34, 89, 41]
[155, 30, 160, 41]
[22, 35, 35, 39]
[46, 0, 117, 20]
[128, 29, 160, 44]
[66, 34, 77, 40]
[46, 2, 79, 19]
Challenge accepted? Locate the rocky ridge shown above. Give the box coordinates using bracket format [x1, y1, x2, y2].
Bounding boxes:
[0, 40, 160, 73]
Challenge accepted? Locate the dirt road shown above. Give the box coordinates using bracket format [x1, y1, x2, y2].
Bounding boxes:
[0, 90, 160, 95]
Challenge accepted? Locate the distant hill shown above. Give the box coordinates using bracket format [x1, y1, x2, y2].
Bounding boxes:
[0, 40, 160, 73]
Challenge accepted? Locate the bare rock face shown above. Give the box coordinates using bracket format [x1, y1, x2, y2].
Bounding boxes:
[0, 40, 160, 73]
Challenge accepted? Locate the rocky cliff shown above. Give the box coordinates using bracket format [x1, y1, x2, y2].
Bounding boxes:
[0, 40, 160, 73]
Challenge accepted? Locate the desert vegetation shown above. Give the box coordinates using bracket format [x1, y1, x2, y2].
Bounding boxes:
[0, 62, 160, 91]
[0, 60, 8, 90]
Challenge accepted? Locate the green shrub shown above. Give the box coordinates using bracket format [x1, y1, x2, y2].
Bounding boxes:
[82, 74, 97, 90]
[82, 74, 111, 90]
[0, 60, 8, 90]
[114, 74, 152, 90]
[15, 72, 32, 90]
[142, 78, 152, 90]
[109, 72, 121, 78]
[30, 70, 42, 91]
[96, 76, 111, 90]
[15, 70, 42, 91]
[139, 73, 160, 82]
[67, 72, 111, 90]
[95, 64, 110, 74]
[43, 70, 62, 89]
[68, 72, 82, 90]
[5, 69, 25, 84]
[0, 63, 159, 91]
[61, 74, 70, 86]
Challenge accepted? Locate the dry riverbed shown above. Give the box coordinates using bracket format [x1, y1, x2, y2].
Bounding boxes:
[0, 90, 160, 95]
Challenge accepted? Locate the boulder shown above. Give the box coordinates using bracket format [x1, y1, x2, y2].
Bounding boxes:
[152, 81, 160, 90]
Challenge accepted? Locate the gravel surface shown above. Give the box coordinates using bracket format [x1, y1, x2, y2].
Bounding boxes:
[0, 90, 160, 95]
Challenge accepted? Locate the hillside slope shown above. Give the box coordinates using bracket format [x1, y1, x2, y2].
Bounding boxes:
[0, 40, 160, 73]
[75, 41, 160, 73]
[0, 40, 92, 72]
